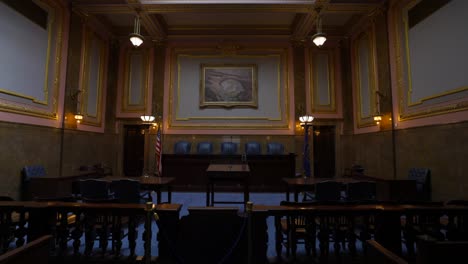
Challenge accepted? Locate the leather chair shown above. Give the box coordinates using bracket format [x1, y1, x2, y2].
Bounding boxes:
[174, 141, 192, 154]
[197, 142, 213, 154]
[79, 179, 113, 203]
[244, 142, 261, 155]
[220, 142, 237, 155]
[346, 181, 377, 202]
[110, 179, 147, 203]
[21, 165, 47, 200]
[408, 168, 431, 201]
[267, 142, 284, 155]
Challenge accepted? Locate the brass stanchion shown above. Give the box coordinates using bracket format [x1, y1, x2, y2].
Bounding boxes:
[246, 201, 253, 264]
[144, 202, 153, 264]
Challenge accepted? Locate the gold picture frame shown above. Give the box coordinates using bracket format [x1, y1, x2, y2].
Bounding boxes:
[200, 64, 258, 108]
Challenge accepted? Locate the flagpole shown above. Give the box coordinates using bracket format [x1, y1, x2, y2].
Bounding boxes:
[154, 115, 163, 176]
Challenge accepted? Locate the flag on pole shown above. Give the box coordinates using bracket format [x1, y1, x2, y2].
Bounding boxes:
[155, 126, 162, 176]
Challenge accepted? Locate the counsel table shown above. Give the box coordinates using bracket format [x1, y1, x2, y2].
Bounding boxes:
[282, 177, 362, 202]
[101, 176, 175, 204]
[206, 164, 250, 206]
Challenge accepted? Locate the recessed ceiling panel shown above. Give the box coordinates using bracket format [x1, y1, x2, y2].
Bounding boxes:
[163, 12, 296, 26]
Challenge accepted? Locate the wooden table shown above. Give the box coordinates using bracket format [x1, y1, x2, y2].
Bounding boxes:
[101, 176, 175, 204]
[282, 177, 362, 202]
[206, 164, 250, 206]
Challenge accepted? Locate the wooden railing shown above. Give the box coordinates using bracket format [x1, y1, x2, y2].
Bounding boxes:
[0, 235, 52, 264]
[0, 201, 181, 263]
[2, 201, 468, 263]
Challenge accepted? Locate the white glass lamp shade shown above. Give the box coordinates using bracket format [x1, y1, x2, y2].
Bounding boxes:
[299, 115, 314, 123]
[129, 33, 144, 47]
[312, 33, 327, 47]
[140, 115, 155, 122]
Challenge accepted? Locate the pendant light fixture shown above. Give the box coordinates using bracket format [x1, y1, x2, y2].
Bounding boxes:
[311, 8, 327, 47]
[129, 16, 144, 47]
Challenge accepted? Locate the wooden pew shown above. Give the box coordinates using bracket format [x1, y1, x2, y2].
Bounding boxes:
[0, 235, 52, 264]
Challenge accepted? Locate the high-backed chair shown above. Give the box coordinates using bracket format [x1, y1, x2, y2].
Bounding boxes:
[244, 142, 261, 155]
[408, 168, 431, 201]
[315, 181, 343, 202]
[267, 142, 284, 155]
[21, 165, 47, 200]
[79, 179, 112, 203]
[346, 181, 377, 202]
[110, 179, 146, 203]
[196, 142, 213, 154]
[220, 142, 237, 155]
[174, 141, 192, 154]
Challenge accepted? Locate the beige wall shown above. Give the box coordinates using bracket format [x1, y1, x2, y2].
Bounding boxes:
[340, 121, 468, 201]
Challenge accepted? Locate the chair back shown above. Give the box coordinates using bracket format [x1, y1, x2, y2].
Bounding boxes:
[174, 141, 192, 154]
[315, 181, 343, 202]
[346, 181, 376, 202]
[221, 142, 237, 155]
[267, 142, 284, 155]
[197, 142, 213, 154]
[22, 165, 46, 181]
[408, 168, 431, 201]
[244, 142, 261, 155]
[79, 179, 110, 201]
[110, 179, 142, 203]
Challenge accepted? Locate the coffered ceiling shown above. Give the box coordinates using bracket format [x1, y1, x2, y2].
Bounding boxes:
[71, 0, 386, 43]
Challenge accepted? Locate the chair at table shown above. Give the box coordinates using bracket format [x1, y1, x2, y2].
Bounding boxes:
[109, 179, 144, 255]
[220, 142, 237, 155]
[313, 181, 350, 259]
[267, 142, 284, 155]
[276, 201, 316, 260]
[196, 142, 213, 154]
[408, 168, 431, 201]
[110, 179, 147, 204]
[244, 142, 261, 155]
[78, 179, 115, 255]
[21, 165, 47, 200]
[315, 181, 344, 202]
[174, 141, 192, 154]
[79, 179, 113, 203]
[346, 181, 377, 203]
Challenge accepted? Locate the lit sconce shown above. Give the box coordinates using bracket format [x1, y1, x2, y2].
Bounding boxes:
[140, 115, 155, 123]
[373, 114, 383, 125]
[74, 113, 83, 124]
[299, 115, 314, 126]
[70, 89, 83, 124]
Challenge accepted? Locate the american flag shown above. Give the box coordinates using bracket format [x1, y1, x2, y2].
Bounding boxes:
[155, 126, 162, 176]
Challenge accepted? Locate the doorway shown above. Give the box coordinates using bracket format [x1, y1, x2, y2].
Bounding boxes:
[123, 125, 146, 177]
[312, 125, 336, 178]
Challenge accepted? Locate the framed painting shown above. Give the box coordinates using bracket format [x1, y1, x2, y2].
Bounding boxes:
[200, 64, 258, 108]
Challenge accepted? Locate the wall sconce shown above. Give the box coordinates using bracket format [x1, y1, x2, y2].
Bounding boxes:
[373, 114, 382, 125]
[70, 89, 83, 123]
[374, 90, 386, 125]
[129, 15, 144, 47]
[74, 114, 83, 124]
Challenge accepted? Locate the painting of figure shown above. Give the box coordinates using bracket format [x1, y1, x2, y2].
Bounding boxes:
[200, 64, 258, 108]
